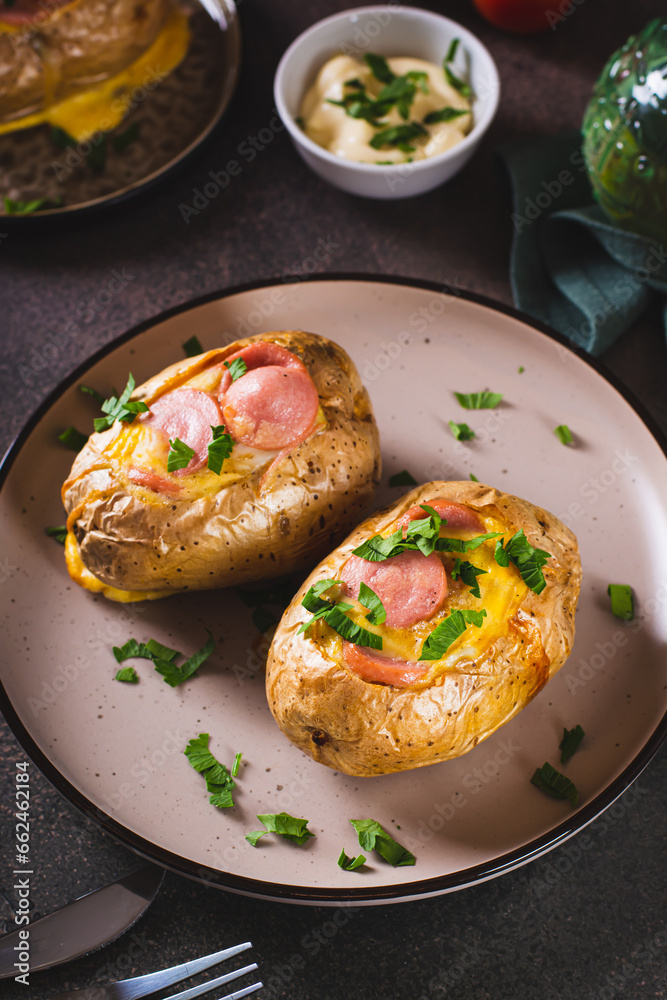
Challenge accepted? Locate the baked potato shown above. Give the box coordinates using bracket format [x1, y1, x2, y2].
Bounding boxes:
[62, 331, 381, 601]
[266, 481, 581, 776]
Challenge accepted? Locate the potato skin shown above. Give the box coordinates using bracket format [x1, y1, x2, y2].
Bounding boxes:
[62, 331, 381, 597]
[266, 481, 581, 777]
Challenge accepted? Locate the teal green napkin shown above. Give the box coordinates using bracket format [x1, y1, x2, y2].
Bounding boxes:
[496, 131, 667, 355]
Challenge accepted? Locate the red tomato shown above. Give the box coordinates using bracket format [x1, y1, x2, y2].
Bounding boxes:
[473, 0, 565, 34]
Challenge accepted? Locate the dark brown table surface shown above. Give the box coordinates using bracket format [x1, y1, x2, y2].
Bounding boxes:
[1, 2, 666, 998]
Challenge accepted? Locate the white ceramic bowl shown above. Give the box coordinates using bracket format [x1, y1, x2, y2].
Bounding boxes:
[274, 5, 500, 199]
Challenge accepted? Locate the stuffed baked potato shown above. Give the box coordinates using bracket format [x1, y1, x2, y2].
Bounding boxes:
[62, 331, 381, 601]
[266, 481, 581, 776]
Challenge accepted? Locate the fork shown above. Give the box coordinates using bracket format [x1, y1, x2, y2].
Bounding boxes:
[49, 942, 262, 1000]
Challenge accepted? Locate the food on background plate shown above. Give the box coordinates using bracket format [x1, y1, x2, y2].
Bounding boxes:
[0, 0, 190, 142]
[61, 331, 381, 601]
[299, 48, 472, 166]
[266, 481, 581, 777]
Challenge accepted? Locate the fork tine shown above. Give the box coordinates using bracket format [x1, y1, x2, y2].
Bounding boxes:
[218, 984, 263, 1000]
[165, 964, 259, 1000]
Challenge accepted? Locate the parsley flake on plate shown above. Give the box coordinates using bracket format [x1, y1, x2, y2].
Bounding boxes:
[554, 424, 574, 445]
[559, 724, 585, 763]
[246, 812, 315, 847]
[58, 426, 88, 451]
[448, 420, 475, 441]
[607, 583, 634, 620]
[182, 335, 203, 357]
[388, 469, 418, 487]
[530, 762, 579, 808]
[184, 733, 236, 808]
[45, 525, 67, 545]
[112, 631, 215, 687]
[115, 666, 139, 683]
[337, 849, 366, 871]
[350, 819, 415, 867]
[454, 391, 503, 410]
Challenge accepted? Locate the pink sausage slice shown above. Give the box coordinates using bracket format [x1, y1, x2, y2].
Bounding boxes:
[127, 467, 181, 495]
[144, 389, 223, 475]
[399, 499, 484, 533]
[343, 643, 428, 688]
[218, 342, 306, 394]
[340, 549, 447, 629]
[221, 367, 319, 451]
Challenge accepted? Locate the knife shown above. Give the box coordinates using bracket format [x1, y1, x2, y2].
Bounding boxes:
[0, 865, 164, 980]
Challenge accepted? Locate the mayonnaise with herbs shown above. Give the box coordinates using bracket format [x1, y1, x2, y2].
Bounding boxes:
[300, 53, 472, 165]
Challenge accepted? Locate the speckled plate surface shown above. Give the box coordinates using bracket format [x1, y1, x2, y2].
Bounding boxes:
[1, 276, 666, 904]
[0, 0, 240, 224]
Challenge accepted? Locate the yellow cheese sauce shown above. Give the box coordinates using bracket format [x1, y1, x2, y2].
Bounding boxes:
[300, 54, 472, 165]
[314, 513, 528, 678]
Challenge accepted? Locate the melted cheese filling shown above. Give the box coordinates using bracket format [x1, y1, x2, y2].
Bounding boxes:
[0, 6, 190, 142]
[315, 513, 528, 681]
[300, 54, 472, 165]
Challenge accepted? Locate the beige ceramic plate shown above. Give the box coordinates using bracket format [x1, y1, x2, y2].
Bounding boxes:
[1, 276, 666, 904]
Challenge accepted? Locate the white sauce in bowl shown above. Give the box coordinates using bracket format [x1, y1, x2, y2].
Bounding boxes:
[300, 54, 472, 165]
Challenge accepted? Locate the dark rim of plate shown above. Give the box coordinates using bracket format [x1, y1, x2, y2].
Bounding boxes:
[1, 273, 665, 904]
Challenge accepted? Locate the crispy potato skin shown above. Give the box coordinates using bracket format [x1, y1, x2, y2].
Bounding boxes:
[266, 481, 581, 777]
[62, 331, 381, 596]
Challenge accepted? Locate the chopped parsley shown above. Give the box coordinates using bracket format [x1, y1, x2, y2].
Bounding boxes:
[207, 425, 234, 475]
[451, 558, 487, 598]
[232, 752, 242, 777]
[251, 606, 278, 633]
[369, 122, 427, 150]
[3, 196, 64, 214]
[531, 762, 579, 808]
[364, 53, 395, 85]
[350, 819, 415, 867]
[423, 107, 468, 124]
[50, 126, 75, 148]
[454, 391, 503, 410]
[246, 812, 315, 847]
[182, 335, 203, 357]
[58, 426, 88, 451]
[352, 504, 501, 562]
[298, 579, 383, 649]
[470, 473, 479, 482]
[115, 666, 139, 683]
[518, 365, 525, 373]
[167, 437, 195, 472]
[448, 420, 475, 441]
[444, 65, 472, 98]
[224, 358, 248, 381]
[45, 525, 67, 545]
[445, 38, 460, 62]
[559, 724, 585, 763]
[389, 469, 418, 487]
[494, 530, 551, 594]
[554, 424, 574, 445]
[607, 583, 634, 621]
[94, 374, 149, 432]
[113, 630, 215, 687]
[337, 849, 366, 871]
[184, 733, 236, 808]
[419, 608, 487, 660]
